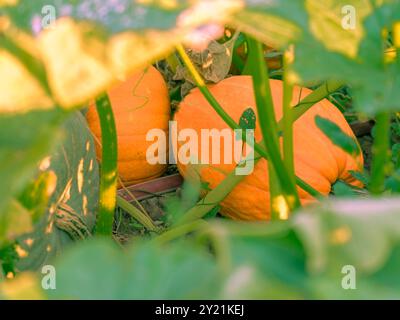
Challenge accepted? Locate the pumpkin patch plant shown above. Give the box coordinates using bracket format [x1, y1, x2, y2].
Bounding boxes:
[0, 0, 400, 301]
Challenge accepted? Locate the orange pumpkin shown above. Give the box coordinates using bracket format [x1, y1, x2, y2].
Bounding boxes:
[86, 66, 170, 186]
[174, 76, 364, 220]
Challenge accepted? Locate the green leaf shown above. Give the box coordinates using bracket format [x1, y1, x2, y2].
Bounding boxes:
[46, 238, 222, 299]
[315, 116, 361, 156]
[233, 1, 305, 49]
[294, 198, 400, 274]
[235, 0, 400, 115]
[0, 201, 33, 246]
[0, 109, 63, 220]
[332, 180, 358, 197]
[228, 231, 308, 299]
[239, 107, 256, 131]
[293, 198, 400, 298]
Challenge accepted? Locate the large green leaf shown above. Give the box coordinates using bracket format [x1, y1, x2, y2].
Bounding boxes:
[0, 0, 241, 109]
[2, 195, 400, 299]
[233, 0, 400, 115]
[227, 231, 309, 299]
[46, 239, 221, 299]
[16, 112, 99, 271]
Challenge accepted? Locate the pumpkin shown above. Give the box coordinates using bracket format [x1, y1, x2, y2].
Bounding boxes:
[174, 76, 364, 220]
[86, 66, 170, 186]
[17, 112, 99, 270]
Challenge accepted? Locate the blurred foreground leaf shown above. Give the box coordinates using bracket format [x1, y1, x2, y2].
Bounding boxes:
[0, 109, 63, 233]
[47, 239, 221, 299]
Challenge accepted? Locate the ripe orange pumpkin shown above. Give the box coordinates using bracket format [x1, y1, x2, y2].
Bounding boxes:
[174, 76, 364, 220]
[86, 66, 170, 186]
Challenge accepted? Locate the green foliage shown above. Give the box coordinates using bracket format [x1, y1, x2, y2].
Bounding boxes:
[239, 108, 257, 131]
[1, 198, 399, 299]
[46, 239, 221, 300]
[1, 0, 400, 300]
[236, 0, 400, 114]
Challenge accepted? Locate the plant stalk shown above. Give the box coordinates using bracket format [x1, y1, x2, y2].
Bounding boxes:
[95, 94, 118, 235]
[247, 37, 300, 212]
[282, 51, 295, 178]
[370, 112, 391, 194]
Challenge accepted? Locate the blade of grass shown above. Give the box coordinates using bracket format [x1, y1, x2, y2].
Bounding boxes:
[94, 93, 118, 235]
[116, 196, 159, 233]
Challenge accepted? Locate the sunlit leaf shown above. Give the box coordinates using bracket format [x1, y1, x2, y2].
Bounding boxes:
[0, 272, 45, 300]
[0, 50, 52, 112]
[0, 109, 63, 219]
[37, 18, 113, 108]
[234, 0, 400, 114]
[305, 0, 371, 58]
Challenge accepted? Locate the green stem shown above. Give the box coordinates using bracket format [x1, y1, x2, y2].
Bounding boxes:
[213, 219, 289, 237]
[282, 52, 295, 178]
[268, 161, 284, 220]
[176, 45, 243, 131]
[295, 178, 322, 198]
[247, 37, 300, 211]
[116, 196, 158, 233]
[153, 220, 207, 244]
[280, 79, 345, 131]
[175, 155, 258, 225]
[370, 112, 391, 194]
[95, 94, 118, 235]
